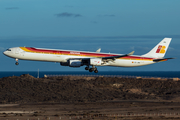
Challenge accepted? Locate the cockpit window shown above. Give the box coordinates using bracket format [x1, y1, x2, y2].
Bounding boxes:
[6, 49, 11, 51]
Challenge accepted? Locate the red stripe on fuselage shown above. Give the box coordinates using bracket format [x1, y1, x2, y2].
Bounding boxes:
[24, 47, 153, 60]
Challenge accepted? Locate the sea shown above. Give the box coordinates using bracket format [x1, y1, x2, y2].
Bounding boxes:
[0, 71, 179, 79]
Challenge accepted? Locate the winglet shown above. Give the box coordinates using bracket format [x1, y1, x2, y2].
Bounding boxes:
[128, 51, 135, 56]
[96, 48, 101, 52]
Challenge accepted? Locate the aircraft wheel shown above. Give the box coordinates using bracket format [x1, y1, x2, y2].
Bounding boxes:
[85, 67, 89, 70]
[94, 70, 98, 73]
[15, 62, 19, 65]
[89, 68, 93, 72]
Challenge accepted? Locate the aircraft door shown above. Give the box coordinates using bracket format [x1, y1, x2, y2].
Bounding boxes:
[15, 48, 20, 54]
[20, 50, 25, 56]
[15, 48, 25, 56]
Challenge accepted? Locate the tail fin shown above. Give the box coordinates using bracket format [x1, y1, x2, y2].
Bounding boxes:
[142, 38, 172, 58]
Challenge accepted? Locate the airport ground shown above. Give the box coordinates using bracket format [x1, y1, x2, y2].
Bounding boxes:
[0, 74, 180, 120]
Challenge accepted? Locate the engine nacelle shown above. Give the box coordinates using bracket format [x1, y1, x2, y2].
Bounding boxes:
[60, 62, 69, 66]
[69, 60, 82, 67]
[90, 58, 102, 66]
[60, 60, 83, 67]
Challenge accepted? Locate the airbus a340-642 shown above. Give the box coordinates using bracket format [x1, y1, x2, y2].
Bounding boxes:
[3, 38, 173, 73]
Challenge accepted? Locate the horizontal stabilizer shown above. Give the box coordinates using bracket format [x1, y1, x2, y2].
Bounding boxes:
[153, 58, 174, 62]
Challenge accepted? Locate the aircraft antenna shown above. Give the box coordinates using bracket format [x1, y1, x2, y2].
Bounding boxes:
[37, 69, 39, 78]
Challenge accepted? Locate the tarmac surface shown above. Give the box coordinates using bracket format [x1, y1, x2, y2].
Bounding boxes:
[0, 74, 180, 119]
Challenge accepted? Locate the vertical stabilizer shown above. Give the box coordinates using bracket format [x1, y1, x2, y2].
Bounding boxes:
[142, 38, 172, 58]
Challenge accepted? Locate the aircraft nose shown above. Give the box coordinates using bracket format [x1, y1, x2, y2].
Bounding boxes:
[3, 51, 7, 55]
[3, 50, 9, 56]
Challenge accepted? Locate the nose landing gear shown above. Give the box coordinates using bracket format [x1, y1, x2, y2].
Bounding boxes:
[15, 58, 19, 65]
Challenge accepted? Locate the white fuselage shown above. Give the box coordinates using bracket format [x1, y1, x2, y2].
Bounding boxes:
[3, 47, 155, 67]
[3, 38, 172, 73]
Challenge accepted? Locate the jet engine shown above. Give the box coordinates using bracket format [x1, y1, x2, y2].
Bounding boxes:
[69, 60, 82, 67]
[60, 60, 83, 67]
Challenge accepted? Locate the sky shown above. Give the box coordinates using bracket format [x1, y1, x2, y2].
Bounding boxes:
[0, 0, 180, 72]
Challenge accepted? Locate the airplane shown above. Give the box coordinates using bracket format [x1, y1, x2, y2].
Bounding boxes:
[3, 38, 173, 73]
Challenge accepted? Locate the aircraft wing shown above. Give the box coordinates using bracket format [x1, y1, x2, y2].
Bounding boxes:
[66, 51, 135, 62]
[101, 51, 135, 60]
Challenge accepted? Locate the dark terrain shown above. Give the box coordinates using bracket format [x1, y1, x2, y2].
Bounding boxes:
[0, 74, 180, 119]
[0, 74, 180, 103]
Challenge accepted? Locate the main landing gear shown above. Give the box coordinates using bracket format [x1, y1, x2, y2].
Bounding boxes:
[15, 58, 19, 65]
[85, 66, 98, 73]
